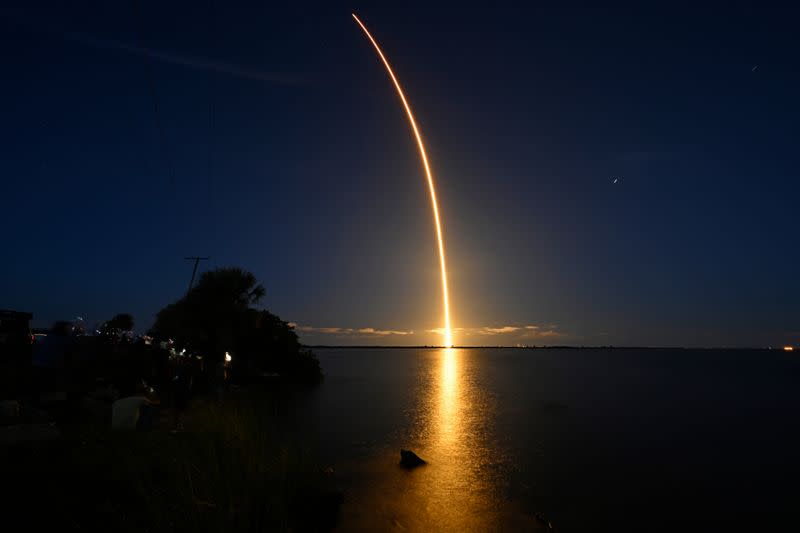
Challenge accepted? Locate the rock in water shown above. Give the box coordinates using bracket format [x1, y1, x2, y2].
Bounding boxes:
[400, 449, 426, 469]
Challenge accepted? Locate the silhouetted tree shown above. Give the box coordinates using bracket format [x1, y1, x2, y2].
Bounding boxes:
[107, 313, 134, 331]
[99, 312, 135, 343]
[237, 309, 322, 383]
[150, 268, 321, 383]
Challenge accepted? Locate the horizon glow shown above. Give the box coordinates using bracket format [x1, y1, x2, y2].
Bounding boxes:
[352, 13, 454, 348]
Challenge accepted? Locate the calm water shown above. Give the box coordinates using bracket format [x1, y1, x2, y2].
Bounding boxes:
[294, 348, 800, 532]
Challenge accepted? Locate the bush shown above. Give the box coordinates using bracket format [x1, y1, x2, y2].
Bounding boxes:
[149, 268, 323, 384]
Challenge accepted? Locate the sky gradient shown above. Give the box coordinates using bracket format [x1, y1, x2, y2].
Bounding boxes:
[1, 3, 798, 347]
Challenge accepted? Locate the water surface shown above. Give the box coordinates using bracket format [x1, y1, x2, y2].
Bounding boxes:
[296, 348, 800, 531]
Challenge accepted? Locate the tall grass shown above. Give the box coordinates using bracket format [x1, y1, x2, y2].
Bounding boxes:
[6, 389, 338, 532]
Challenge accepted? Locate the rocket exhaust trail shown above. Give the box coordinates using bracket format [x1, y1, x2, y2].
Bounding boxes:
[352, 13, 453, 348]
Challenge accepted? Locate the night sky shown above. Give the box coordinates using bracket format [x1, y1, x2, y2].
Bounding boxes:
[2, 3, 798, 347]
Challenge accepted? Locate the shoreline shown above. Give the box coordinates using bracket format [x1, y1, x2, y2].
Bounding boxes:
[307, 345, 781, 350]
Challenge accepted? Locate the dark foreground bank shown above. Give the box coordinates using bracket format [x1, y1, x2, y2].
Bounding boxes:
[3, 387, 340, 533]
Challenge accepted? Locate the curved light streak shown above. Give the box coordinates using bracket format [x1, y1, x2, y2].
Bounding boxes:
[352, 13, 453, 348]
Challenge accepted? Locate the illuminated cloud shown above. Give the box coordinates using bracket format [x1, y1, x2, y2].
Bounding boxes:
[357, 327, 413, 336]
[290, 323, 563, 344]
[482, 326, 520, 334]
[290, 324, 413, 337]
[524, 329, 562, 338]
[301, 326, 346, 334]
[426, 325, 561, 338]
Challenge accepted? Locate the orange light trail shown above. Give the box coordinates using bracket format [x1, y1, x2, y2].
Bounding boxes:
[352, 13, 453, 347]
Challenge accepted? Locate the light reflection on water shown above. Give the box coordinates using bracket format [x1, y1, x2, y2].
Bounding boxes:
[311, 347, 800, 532]
[336, 348, 539, 531]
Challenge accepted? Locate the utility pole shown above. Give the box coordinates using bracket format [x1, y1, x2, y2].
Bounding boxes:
[185, 256, 209, 294]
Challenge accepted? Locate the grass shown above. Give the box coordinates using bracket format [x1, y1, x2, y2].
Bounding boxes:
[4, 388, 340, 532]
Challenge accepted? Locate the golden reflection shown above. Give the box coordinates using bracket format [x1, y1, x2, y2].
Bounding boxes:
[419, 348, 496, 530]
[437, 347, 459, 445]
[337, 348, 538, 531]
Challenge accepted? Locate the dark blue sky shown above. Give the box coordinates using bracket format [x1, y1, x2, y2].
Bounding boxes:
[1, 2, 798, 346]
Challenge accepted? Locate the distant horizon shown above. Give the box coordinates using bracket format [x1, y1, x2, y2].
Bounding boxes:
[21, 314, 797, 350]
[306, 344, 794, 351]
